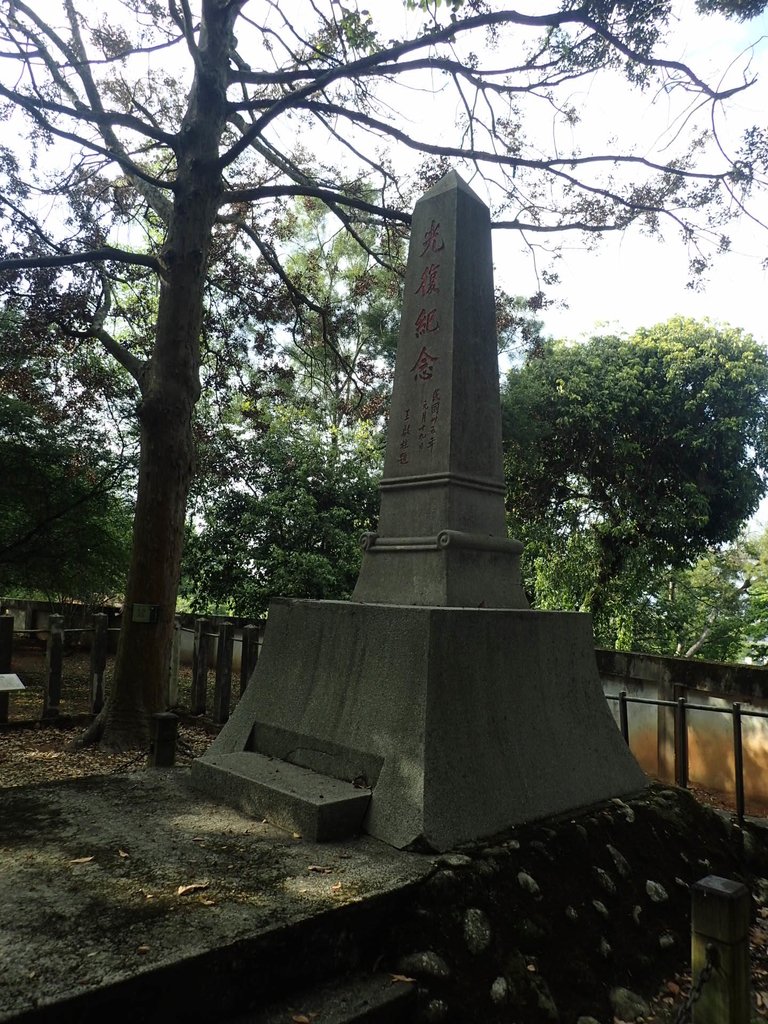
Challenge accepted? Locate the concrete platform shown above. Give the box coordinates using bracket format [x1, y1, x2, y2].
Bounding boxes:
[0, 769, 432, 1024]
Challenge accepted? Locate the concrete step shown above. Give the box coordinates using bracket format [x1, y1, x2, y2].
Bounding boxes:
[227, 972, 417, 1024]
[191, 750, 371, 841]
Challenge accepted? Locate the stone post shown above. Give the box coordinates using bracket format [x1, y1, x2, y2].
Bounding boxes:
[43, 614, 64, 720]
[148, 712, 179, 767]
[191, 618, 211, 716]
[90, 613, 108, 714]
[0, 615, 12, 723]
[691, 875, 750, 1023]
[213, 621, 234, 724]
[167, 617, 181, 709]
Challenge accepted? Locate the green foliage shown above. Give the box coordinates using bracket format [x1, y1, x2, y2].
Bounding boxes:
[695, 0, 768, 20]
[278, 197, 403, 429]
[502, 317, 768, 648]
[0, 394, 132, 602]
[0, 306, 134, 602]
[180, 410, 381, 617]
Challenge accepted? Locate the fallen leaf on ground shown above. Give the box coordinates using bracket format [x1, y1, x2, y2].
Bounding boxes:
[118, 849, 129, 859]
[389, 974, 416, 984]
[307, 865, 332, 874]
[177, 882, 209, 896]
[201, 899, 216, 906]
[330, 882, 342, 893]
[291, 1014, 312, 1023]
[70, 856, 95, 864]
[136, 946, 150, 955]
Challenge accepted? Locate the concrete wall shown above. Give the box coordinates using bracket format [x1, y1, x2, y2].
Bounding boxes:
[597, 648, 768, 811]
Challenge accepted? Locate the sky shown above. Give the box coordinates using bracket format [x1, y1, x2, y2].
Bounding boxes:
[482, 6, 768, 346]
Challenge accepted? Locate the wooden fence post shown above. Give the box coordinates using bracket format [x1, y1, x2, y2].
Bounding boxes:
[167, 617, 181, 709]
[691, 876, 750, 1023]
[240, 624, 259, 696]
[213, 622, 234, 724]
[191, 618, 211, 716]
[90, 613, 108, 715]
[43, 614, 64, 720]
[0, 615, 12, 724]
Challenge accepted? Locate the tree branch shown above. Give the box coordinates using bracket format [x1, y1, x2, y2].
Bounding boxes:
[0, 247, 163, 275]
[223, 184, 411, 224]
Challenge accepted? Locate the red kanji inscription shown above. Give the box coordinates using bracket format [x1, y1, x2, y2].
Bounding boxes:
[415, 263, 440, 297]
[421, 220, 445, 256]
[415, 307, 439, 337]
[411, 347, 438, 382]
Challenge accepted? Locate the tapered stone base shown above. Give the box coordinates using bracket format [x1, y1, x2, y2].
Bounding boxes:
[192, 599, 646, 851]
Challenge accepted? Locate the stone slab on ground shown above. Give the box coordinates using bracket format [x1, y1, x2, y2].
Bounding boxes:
[0, 769, 432, 1024]
[193, 750, 371, 841]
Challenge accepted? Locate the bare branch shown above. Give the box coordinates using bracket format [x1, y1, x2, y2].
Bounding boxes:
[223, 184, 411, 224]
[0, 246, 163, 274]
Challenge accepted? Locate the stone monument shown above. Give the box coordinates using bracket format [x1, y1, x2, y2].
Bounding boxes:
[191, 172, 646, 852]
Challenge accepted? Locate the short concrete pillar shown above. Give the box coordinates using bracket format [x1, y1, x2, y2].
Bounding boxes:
[691, 875, 751, 1023]
[148, 712, 179, 767]
[43, 615, 64, 720]
[0, 615, 13, 724]
[90, 613, 108, 714]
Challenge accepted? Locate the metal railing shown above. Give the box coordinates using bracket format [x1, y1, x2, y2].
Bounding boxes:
[607, 690, 768, 826]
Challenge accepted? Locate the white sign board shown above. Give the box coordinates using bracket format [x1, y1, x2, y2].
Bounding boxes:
[0, 674, 24, 692]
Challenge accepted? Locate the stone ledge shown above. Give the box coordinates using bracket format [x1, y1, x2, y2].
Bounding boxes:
[191, 751, 371, 842]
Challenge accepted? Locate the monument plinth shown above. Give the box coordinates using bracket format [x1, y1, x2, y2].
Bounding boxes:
[192, 172, 646, 852]
[352, 172, 527, 608]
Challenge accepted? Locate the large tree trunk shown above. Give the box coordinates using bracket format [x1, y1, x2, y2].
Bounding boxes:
[89, 0, 242, 751]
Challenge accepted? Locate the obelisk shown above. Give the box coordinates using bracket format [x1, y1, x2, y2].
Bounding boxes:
[352, 171, 528, 608]
[192, 172, 647, 852]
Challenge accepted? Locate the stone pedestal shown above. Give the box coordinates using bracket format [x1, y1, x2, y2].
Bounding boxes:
[191, 599, 646, 851]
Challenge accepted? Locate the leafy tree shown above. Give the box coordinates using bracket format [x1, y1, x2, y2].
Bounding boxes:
[0, 305, 134, 602]
[181, 407, 381, 617]
[0, 394, 132, 602]
[627, 542, 754, 661]
[275, 196, 403, 430]
[502, 318, 768, 646]
[0, 2, 765, 747]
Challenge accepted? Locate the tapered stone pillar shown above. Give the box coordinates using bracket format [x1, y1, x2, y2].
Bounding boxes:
[352, 171, 527, 608]
[191, 172, 647, 851]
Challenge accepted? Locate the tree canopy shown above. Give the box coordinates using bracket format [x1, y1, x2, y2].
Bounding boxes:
[1, 0, 766, 747]
[0, 394, 132, 603]
[502, 317, 768, 647]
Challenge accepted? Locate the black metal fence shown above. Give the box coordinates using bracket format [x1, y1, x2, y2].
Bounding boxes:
[607, 690, 768, 826]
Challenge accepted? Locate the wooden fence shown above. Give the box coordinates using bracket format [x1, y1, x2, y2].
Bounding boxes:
[0, 614, 261, 726]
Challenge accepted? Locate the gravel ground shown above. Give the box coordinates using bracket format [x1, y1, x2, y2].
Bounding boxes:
[1, 641, 218, 789]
